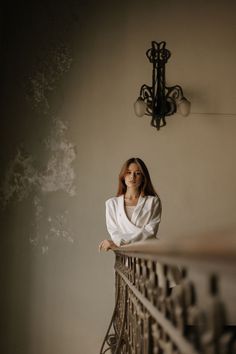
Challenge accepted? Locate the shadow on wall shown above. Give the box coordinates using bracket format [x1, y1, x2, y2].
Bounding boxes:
[1, 1, 80, 353]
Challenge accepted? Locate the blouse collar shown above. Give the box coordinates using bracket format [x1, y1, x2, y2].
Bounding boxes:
[118, 194, 147, 226]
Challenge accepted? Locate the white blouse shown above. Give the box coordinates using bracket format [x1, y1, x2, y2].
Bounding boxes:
[105, 195, 162, 246]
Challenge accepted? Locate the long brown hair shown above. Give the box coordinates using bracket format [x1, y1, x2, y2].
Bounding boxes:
[116, 158, 158, 197]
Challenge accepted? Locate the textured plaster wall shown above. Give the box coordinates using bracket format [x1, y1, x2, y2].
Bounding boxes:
[1, 0, 236, 353]
[1, 46, 75, 249]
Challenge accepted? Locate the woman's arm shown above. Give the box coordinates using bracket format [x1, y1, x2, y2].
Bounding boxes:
[129, 197, 162, 243]
[105, 200, 127, 246]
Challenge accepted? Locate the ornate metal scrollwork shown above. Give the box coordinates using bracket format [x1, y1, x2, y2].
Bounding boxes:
[100, 251, 236, 354]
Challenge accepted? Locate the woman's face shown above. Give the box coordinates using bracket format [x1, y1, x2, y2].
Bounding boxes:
[124, 163, 143, 189]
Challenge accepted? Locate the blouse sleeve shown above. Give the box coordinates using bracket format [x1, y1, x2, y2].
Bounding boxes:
[129, 196, 162, 243]
[105, 200, 126, 246]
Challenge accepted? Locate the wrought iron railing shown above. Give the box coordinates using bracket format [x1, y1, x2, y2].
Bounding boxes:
[100, 233, 236, 354]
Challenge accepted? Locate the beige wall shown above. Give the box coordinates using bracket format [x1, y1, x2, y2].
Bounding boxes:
[1, 0, 236, 353]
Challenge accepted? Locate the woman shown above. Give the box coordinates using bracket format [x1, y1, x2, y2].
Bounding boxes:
[99, 157, 162, 251]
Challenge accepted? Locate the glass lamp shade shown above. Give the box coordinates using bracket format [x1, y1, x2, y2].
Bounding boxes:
[178, 97, 191, 117]
[134, 97, 147, 117]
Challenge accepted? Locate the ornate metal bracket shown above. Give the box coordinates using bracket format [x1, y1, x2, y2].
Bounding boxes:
[134, 41, 191, 130]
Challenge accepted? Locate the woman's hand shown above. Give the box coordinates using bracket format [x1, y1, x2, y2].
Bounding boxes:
[98, 239, 118, 252]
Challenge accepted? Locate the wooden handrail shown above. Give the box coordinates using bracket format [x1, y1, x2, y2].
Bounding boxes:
[115, 230, 236, 260]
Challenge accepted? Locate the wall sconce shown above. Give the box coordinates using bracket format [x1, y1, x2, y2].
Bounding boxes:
[134, 41, 191, 130]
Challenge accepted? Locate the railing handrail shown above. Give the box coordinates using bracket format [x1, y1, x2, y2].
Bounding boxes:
[112, 230, 236, 261]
